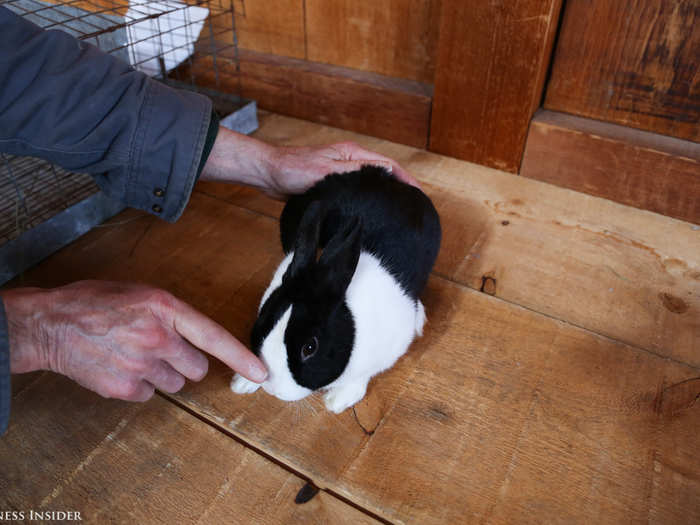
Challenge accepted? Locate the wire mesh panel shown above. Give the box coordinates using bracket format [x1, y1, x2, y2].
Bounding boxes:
[0, 155, 98, 246]
[3, 0, 242, 94]
[1, 0, 250, 283]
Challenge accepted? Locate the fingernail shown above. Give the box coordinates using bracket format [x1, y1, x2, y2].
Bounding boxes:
[250, 362, 268, 383]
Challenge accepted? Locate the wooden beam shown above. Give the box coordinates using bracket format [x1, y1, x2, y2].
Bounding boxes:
[429, 0, 563, 172]
[545, 0, 700, 142]
[521, 110, 700, 224]
[177, 49, 433, 148]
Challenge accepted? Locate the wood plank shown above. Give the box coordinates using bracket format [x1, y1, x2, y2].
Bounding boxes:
[545, 0, 700, 142]
[4, 112, 698, 523]
[24, 111, 696, 368]
[520, 110, 700, 224]
[226, 112, 699, 367]
[210, 0, 306, 59]
[343, 279, 700, 524]
[10, 371, 43, 397]
[429, 0, 563, 172]
[11, 192, 699, 523]
[40, 0, 129, 17]
[0, 373, 380, 524]
[177, 49, 433, 148]
[305, 0, 441, 83]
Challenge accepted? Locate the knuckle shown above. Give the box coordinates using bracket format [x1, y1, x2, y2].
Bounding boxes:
[146, 288, 176, 313]
[105, 378, 136, 399]
[119, 379, 153, 401]
[121, 379, 142, 399]
[121, 355, 150, 376]
[141, 326, 170, 350]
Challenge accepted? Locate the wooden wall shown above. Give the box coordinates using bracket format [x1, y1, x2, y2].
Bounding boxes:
[428, 0, 563, 173]
[521, 0, 700, 224]
[230, 0, 441, 83]
[545, 0, 699, 142]
[41, 0, 698, 221]
[217, 0, 568, 174]
[195, 0, 441, 148]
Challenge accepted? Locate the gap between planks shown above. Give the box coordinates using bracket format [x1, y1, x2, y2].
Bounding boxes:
[158, 391, 393, 525]
[191, 187, 700, 373]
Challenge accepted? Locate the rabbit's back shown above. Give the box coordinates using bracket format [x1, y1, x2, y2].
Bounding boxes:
[280, 166, 441, 299]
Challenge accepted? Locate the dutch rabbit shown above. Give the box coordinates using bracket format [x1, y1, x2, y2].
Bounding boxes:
[231, 165, 441, 413]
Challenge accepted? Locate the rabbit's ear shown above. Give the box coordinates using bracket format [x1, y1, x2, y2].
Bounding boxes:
[286, 201, 323, 281]
[318, 218, 362, 297]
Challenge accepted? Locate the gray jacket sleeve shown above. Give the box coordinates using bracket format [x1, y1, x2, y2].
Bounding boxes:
[0, 6, 217, 435]
[0, 5, 213, 222]
[0, 298, 9, 436]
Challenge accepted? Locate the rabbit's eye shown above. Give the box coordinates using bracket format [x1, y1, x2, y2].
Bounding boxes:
[301, 336, 318, 361]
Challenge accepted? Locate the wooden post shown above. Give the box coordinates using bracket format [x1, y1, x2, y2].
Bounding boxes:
[429, 0, 563, 172]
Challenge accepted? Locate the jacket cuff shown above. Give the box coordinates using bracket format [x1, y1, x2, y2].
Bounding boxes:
[124, 79, 213, 223]
[196, 110, 220, 182]
[0, 297, 10, 436]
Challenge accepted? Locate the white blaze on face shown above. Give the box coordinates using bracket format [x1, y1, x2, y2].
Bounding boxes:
[258, 305, 313, 402]
[256, 252, 312, 401]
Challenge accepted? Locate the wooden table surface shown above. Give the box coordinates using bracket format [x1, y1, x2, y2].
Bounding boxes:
[1, 112, 698, 524]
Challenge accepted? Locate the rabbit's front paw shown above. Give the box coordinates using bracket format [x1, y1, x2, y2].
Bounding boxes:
[230, 374, 261, 394]
[323, 381, 368, 413]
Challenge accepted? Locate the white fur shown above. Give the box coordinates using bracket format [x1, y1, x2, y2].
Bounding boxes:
[322, 252, 422, 412]
[230, 250, 425, 413]
[230, 374, 261, 394]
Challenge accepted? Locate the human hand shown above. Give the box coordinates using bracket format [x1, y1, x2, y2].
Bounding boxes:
[261, 141, 420, 199]
[2, 281, 267, 401]
[200, 127, 419, 199]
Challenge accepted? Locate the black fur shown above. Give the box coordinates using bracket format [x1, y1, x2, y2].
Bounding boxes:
[251, 165, 441, 391]
[280, 166, 441, 299]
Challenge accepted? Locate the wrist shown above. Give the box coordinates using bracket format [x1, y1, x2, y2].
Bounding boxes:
[1, 288, 53, 373]
[199, 126, 278, 190]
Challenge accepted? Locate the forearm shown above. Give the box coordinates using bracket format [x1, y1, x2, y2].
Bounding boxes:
[199, 126, 276, 189]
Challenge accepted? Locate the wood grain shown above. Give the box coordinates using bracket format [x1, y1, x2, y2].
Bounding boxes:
[177, 49, 433, 148]
[239, 113, 699, 367]
[429, 0, 563, 172]
[4, 113, 699, 523]
[0, 374, 380, 524]
[305, 0, 441, 83]
[209, 0, 306, 58]
[11, 193, 699, 523]
[39, 0, 129, 17]
[546, 0, 700, 142]
[521, 110, 700, 224]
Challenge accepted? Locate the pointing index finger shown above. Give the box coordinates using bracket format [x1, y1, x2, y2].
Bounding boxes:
[170, 299, 268, 383]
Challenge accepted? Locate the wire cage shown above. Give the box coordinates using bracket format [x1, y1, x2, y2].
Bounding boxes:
[1, 0, 254, 284]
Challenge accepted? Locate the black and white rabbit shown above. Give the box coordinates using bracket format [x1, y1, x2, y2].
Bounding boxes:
[231, 165, 441, 413]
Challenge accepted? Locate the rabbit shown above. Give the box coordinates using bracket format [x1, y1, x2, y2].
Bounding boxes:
[230, 165, 441, 413]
